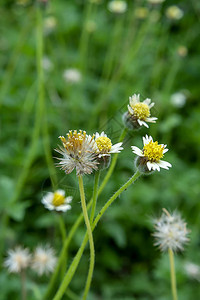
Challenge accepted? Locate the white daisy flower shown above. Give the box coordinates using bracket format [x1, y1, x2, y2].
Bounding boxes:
[127, 94, 157, 128]
[42, 189, 72, 212]
[153, 209, 189, 252]
[131, 135, 172, 172]
[55, 130, 98, 176]
[4, 246, 31, 273]
[94, 132, 123, 157]
[32, 245, 57, 276]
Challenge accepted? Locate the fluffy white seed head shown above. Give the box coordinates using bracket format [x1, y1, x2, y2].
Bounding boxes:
[153, 209, 189, 252]
[31, 245, 57, 276]
[4, 246, 31, 273]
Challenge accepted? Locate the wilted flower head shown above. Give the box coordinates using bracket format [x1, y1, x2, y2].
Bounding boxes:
[108, 0, 127, 14]
[44, 16, 57, 35]
[153, 209, 189, 252]
[4, 246, 31, 273]
[56, 130, 98, 176]
[123, 94, 157, 130]
[177, 45, 188, 57]
[166, 6, 184, 20]
[42, 189, 72, 212]
[63, 68, 82, 84]
[184, 262, 200, 281]
[32, 245, 57, 276]
[132, 135, 172, 172]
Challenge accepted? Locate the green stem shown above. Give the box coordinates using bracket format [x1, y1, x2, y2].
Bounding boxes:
[90, 171, 100, 223]
[44, 128, 127, 298]
[21, 269, 27, 300]
[57, 214, 67, 243]
[53, 170, 141, 300]
[168, 248, 178, 300]
[57, 214, 67, 279]
[78, 176, 95, 300]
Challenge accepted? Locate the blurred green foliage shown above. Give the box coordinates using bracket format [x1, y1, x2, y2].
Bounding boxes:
[0, 0, 200, 299]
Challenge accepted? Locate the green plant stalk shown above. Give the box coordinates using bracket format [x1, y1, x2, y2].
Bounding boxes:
[78, 176, 95, 300]
[57, 214, 68, 279]
[90, 171, 100, 223]
[44, 128, 127, 298]
[21, 269, 27, 300]
[53, 170, 141, 300]
[168, 248, 178, 300]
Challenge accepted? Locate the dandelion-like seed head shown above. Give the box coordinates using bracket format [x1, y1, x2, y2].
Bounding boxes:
[56, 130, 98, 176]
[42, 189, 72, 212]
[32, 245, 57, 276]
[153, 209, 189, 252]
[132, 135, 172, 172]
[4, 246, 31, 273]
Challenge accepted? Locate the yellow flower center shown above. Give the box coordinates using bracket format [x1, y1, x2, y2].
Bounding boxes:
[132, 103, 150, 120]
[52, 192, 65, 207]
[96, 136, 112, 153]
[143, 141, 164, 162]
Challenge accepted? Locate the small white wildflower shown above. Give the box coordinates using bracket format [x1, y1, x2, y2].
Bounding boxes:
[184, 262, 200, 281]
[32, 245, 57, 276]
[123, 94, 157, 130]
[4, 246, 31, 273]
[166, 6, 184, 20]
[63, 68, 82, 84]
[132, 135, 172, 172]
[170, 92, 186, 108]
[153, 209, 189, 252]
[42, 189, 72, 212]
[94, 132, 123, 157]
[56, 130, 98, 176]
[108, 1, 127, 14]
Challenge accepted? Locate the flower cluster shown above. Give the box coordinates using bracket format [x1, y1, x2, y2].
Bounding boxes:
[4, 245, 57, 276]
[56, 130, 123, 175]
[153, 209, 189, 252]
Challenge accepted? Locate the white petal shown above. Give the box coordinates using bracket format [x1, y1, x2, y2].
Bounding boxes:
[128, 105, 134, 114]
[100, 132, 107, 137]
[131, 146, 143, 156]
[163, 148, 169, 154]
[147, 161, 153, 170]
[65, 196, 73, 204]
[143, 98, 151, 105]
[56, 189, 65, 196]
[138, 119, 149, 128]
[158, 160, 172, 169]
[95, 132, 100, 139]
[149, 102, 155, 109]
[146, 117, 157, 123]
[56, 204, 71, 212]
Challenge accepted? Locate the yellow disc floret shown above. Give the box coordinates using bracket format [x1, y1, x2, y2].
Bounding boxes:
[96, 136, 112, 153]
[52, 192, 65, 207]
[132, 103, 150, 120]
[143, 141, 164, 162]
